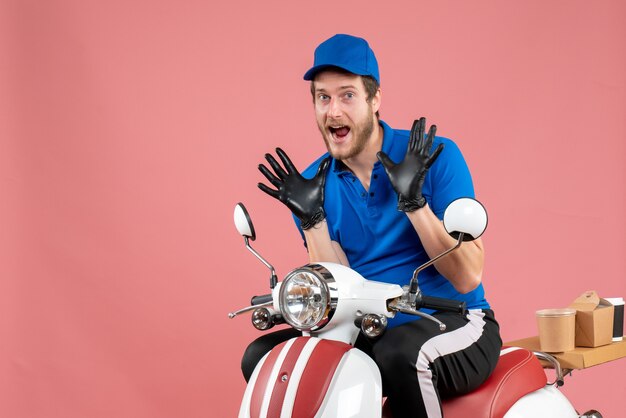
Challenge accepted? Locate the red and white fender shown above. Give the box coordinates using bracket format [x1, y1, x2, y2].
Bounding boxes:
[239, 336, 382, 418]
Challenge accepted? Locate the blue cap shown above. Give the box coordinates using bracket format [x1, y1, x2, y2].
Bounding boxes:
[303, 34, 380, 84]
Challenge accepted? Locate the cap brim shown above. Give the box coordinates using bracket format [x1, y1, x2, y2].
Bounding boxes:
[303, 64, 365, 81]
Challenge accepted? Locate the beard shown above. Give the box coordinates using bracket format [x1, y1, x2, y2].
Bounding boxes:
[318, 109, 375, 161]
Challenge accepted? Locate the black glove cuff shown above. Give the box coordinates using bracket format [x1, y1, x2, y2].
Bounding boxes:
[398, 196, 427, 212]
[300, 210, 326, 230]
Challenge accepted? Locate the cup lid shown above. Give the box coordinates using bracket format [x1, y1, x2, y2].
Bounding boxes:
[604, 297, 624, 305]
[536, 308, 576, 317]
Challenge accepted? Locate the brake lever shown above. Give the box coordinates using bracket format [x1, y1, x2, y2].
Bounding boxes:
[387, 300, 447, 331]
[228, 301, 273, 319]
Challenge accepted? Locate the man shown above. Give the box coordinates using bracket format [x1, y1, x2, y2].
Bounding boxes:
[245, 34, 502, 418]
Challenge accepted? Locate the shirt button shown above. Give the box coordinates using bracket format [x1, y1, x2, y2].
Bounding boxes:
[373, 174, 378, 180]
[370, 192, 374, 197]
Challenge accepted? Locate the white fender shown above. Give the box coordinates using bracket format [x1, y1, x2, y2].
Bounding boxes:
[238, 337, 382, 418]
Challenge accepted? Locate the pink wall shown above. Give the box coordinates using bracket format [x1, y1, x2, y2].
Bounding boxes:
[1, 1, 624, 416]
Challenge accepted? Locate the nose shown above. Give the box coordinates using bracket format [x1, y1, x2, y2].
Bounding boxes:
[327, 97, 342, 118]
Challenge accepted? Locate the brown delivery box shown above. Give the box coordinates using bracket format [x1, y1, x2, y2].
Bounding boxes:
[569, 291, 614, 347]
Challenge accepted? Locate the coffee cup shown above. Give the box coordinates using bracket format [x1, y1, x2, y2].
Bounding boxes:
[536, 308, 576, 352]
[605, 298, 624, 342]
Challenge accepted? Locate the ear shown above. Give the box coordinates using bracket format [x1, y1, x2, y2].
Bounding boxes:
[370, 88, 381, 114]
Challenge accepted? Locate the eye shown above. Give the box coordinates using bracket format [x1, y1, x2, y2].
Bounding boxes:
[344, 92, 355, 99]
[317, 94, 330, 102]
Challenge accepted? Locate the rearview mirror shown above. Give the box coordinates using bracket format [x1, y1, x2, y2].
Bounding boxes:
[234, 202, 256, 241]
[443, 198, 488, 241]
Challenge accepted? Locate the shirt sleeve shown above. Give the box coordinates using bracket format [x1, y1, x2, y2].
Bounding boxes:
[426, 138, 475, 220]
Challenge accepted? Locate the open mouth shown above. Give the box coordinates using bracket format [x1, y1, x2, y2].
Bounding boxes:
[329, 125, 351, 140]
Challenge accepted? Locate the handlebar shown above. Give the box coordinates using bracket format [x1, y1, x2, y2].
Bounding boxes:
[416, 295, 466, 315]
[251, 294, 273, 305]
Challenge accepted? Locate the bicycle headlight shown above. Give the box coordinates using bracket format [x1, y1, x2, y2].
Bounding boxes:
[279, 265, 336, 331]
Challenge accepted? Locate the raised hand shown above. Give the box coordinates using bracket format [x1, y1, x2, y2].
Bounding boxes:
[258, 148, 330, 230]
[377, 117, 444, 212]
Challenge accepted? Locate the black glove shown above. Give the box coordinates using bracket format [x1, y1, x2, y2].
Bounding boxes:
[377, 117, 444, 212]
[258, 148, 330, 230]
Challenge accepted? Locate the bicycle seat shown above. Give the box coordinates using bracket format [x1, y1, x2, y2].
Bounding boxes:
[383, 346, 548, 418]
[442, 346, 548, 418]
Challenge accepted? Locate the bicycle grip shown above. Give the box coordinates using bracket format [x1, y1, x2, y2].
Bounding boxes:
[417, 295, 466, 314]
[251, 294, 273, 305]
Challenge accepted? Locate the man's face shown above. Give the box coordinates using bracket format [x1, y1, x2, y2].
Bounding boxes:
[313, 70, 380, 161]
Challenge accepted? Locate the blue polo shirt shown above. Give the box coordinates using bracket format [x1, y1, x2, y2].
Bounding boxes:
[295, 120, 490, 327]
